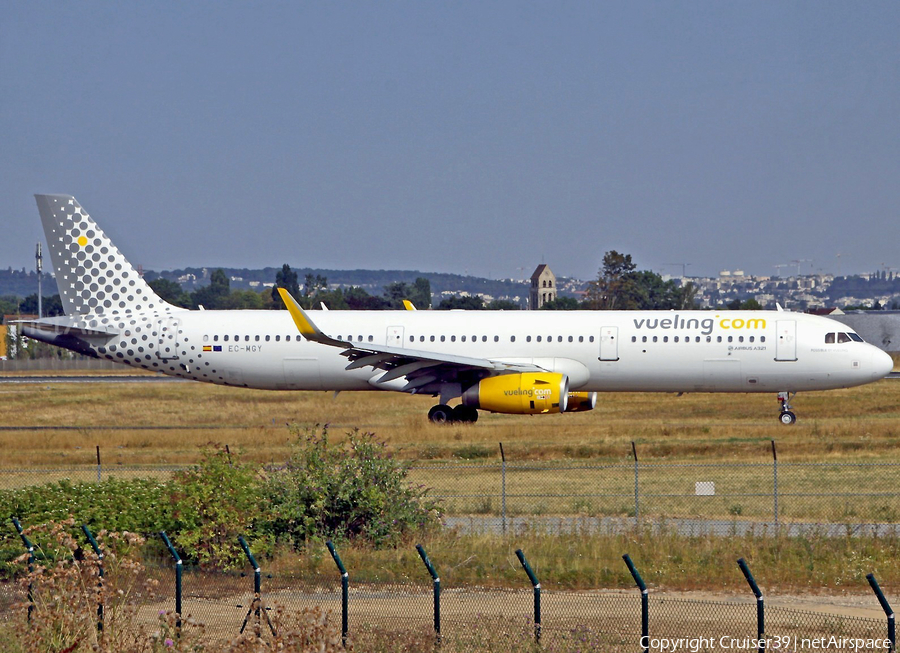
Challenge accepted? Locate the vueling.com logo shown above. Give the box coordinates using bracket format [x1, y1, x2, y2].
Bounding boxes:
[633, 315, 766, 336]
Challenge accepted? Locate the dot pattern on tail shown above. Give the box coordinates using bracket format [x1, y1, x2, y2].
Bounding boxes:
[36, 195, 174, 316]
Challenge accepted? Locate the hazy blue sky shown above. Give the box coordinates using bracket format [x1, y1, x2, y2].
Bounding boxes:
[3, 2, 899, 281]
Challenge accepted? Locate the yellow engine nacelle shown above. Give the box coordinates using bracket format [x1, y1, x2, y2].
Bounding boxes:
[461, 373, 569, 415]
[565, 391, 597, 412]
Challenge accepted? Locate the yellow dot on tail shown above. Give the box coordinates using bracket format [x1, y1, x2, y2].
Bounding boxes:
[77, 236, 88, 247]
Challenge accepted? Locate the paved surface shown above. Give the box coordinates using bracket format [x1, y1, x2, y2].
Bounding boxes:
[445, 515, 900, 538]
[0, 374, 189, 384]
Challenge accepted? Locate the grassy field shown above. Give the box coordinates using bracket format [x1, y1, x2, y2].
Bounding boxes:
[0, 375, 898, 466]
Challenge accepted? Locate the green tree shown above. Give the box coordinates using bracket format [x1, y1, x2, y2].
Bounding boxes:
[190, 268, 231, 309]
[148, 278, 190, 307]
[222, 289, 265, 310]
[486, 299, 520, 310]
[19, 294, 64, 316]
[271, 263, 300, 308]
[437, 295, 485, 310]
[540, 296, 582, 310]
[345, 286, 389, 310]
[584, 251, 637, 309]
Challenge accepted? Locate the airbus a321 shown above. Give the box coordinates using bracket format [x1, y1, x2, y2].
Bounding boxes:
[22, 195, 893, 425]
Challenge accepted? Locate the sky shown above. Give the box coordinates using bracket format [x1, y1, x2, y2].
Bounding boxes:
[2, 2, 899, 282]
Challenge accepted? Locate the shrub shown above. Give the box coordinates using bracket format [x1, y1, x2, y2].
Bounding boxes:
[168, 447, 268, 570]
[262, 426, 441, 548]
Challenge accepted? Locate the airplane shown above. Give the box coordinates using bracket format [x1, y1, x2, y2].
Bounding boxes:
[21, 194, 894, 425]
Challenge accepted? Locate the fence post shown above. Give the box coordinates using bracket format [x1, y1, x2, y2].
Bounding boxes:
[238, 535, 276, 637]
[771, 440, 778, 529]
[866, 573, 895, 651]
[737, 558, 764, 653]
[515, 549, 541, 644]
[96, 445, 102, 483]
[159, 532, 183, 634]
[416, 544, 441, 649]
[632, 441, 639, 520]
[499, 442, 507, 534]
[12, 517, 35, 623]
[623, 554, 648, 653]
[81, 524, 104, 634]
[327, 540, 349, 647]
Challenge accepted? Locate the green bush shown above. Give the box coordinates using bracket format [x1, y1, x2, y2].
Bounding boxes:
[262, 426, 441, 548]
[167, 446, 268, 570]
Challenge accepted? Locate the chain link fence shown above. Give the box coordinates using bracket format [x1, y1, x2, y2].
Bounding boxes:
[3, 560, 893, 651]
[2, 453, 900, 531]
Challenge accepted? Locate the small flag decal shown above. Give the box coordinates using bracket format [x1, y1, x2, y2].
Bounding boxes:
[203, 345, 212, 352]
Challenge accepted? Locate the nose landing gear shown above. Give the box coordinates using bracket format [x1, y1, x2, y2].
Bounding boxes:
[777, 391, 797, 425]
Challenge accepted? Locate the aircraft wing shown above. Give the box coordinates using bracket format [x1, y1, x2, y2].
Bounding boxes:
[277, 288, 543, 392]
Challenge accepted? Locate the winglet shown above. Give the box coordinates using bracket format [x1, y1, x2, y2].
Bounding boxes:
[402, 299, 417, 311]
[277, 287, 345, 347]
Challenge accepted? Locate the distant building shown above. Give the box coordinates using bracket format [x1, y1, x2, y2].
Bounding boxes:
[529, 264, 557, 310]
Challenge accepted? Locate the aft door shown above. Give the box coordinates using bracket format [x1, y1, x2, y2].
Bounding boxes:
[599, 326, 619, 361]
[775, 320, 797, 361]
[387, 326, 404, 347]
[156, 317, 180, 360]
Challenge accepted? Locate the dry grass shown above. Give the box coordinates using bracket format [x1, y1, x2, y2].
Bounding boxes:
[0, 376, 899, 465]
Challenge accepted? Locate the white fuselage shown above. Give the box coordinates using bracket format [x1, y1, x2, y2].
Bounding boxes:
[101, 308, 890, 395]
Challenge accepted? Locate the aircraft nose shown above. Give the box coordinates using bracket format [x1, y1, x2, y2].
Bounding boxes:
[872, 347, 894, 379]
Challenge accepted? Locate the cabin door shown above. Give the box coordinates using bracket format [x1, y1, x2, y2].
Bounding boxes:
[775, 320, 797, 361]
[156, 317, 180, 360]
[599, 326, 619, 361]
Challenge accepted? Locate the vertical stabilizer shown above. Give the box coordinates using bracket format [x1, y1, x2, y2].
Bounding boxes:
[34, 194, 176, 316]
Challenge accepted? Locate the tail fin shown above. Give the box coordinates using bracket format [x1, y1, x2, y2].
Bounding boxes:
[34, 194, 177, 316]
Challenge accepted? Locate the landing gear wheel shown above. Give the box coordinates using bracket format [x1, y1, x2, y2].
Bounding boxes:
[451, 405, 479, 424]
[428, 404, 454, 424]
[779, 411, 797, 425]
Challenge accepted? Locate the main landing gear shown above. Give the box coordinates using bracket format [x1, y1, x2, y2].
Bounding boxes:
[777, 391, 797, 425]
[428, 404, 478, 424]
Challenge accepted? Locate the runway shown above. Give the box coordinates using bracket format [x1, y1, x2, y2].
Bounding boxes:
[0, 375, 189, 384]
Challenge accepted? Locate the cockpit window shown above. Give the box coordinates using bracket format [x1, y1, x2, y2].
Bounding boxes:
[826, 332, 864, 344]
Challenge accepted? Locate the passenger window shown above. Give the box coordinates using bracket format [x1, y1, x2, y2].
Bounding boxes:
[510, 336, 516, 343]
[825, 333, 835, 344]
[286, 335, 291, 341]
[275, 335, 281, 342]
[494, 336, 499, 342]
[558, 336, 563, 342]
[266, 335, 270, 342]
[214, 335, 219, 342]
[652, 336, 658, 343]
[537, 336, 542, 342]
[579, 336, 584, 343]
[838, 333, 852, 343]
[430, 336, 435, 342]
[706, 336, 711, 343]
[717, 336, 722, 343]
[451, 335, 456, 342]
[673, 336, 678, 343]
[255, 335, 260, 342]
[739, 336, 744, 343]
[368, 335, 373, 342]
[358, 335, 363, 342]
[409, 336, 414, 342]
[526, 336, 532, 342]
[347, 335, 352, 341]
[695, 336, 700, 343]
[589, 336, 595, 343]
[664, 336, 669, 343]
[727, 336, 733, 343]
[245, 335, 250, 342]
[203, 335, 209, 342]
[420, 336, 425, 342]
[631, 336, 637, 343]
[568, 336, 573, 342]
[224, 335, 229, 342]
[461, 336, 466, 342]
[761, 336, 766, 343]
[482, 336, 487, 342]
[749, 336, 754, 343]
[642, 336, 647, 343]
[440, 335, 445, 342]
